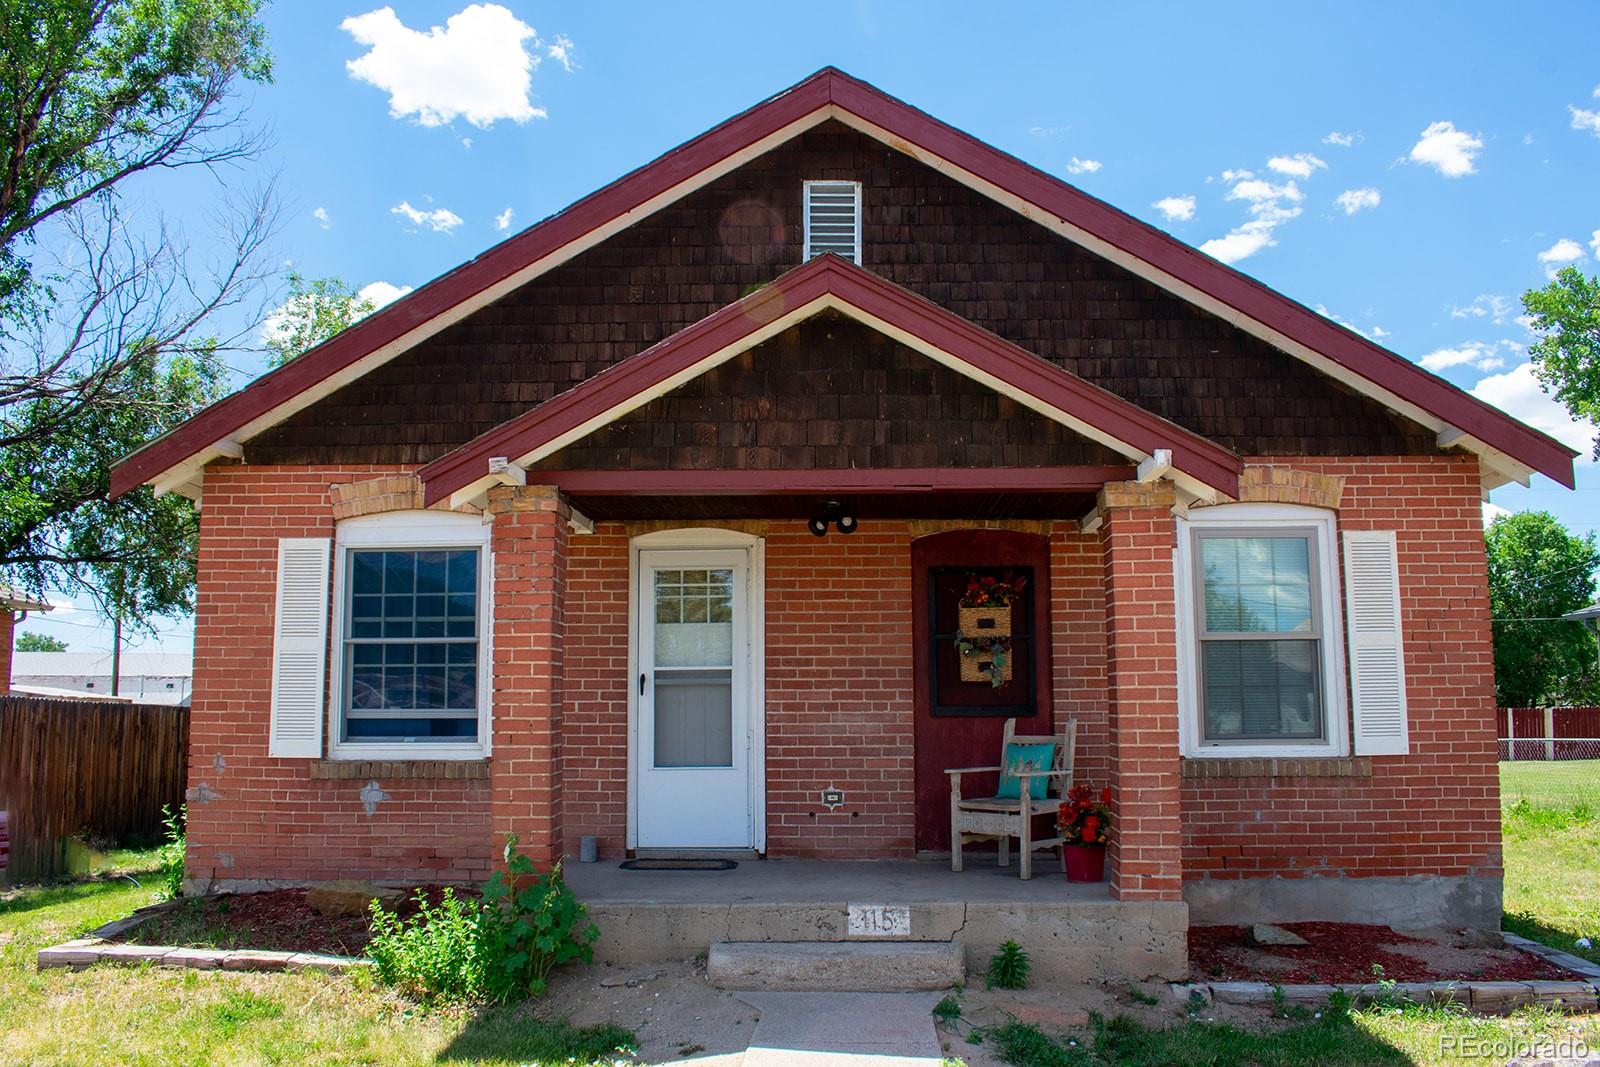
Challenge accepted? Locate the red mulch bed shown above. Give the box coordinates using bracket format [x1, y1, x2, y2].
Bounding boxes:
[118, 886, 472, 958]
[1190, 922, 1574, 984]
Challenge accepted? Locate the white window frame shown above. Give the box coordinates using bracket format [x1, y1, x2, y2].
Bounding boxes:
[328, 510, 493, 760]
[803, 180, 863, 263]
[1174, 502, 1348, 758]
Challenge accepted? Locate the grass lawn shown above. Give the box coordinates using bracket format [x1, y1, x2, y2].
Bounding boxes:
[1501, 758, 1600, 811]
[1501, 759, 1600, 969]
[0, 864, 632, 1066]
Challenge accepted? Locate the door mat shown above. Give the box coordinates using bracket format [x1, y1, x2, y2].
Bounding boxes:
[619, 859, 738, 871]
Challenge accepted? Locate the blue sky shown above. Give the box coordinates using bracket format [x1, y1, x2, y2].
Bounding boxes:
[24, 0, 1600, 653]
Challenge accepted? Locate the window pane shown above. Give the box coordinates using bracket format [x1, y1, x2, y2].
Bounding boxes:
[1200, 536, 1314, 634]
[344, 547, 481, 743]
[1202, 639, 1321, 740]
[346, 717, 478, 740]
[654, 568, 734, 667]
[654, 669, 734, 767]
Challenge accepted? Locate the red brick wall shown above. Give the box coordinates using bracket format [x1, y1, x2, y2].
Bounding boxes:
[185, 465, 492, 886]
[1181, 455, 1502, 884]
[188, 455, 1497, 883]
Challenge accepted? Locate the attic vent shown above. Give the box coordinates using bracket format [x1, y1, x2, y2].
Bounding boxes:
[803, 181, 862, 262]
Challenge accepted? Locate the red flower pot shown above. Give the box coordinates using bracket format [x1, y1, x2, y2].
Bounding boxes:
[1061, 844, 1106, 883]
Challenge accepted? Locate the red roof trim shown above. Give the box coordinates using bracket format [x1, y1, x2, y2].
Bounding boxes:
[110, 67, 1576, 497]
[416, 255, 1243, 506]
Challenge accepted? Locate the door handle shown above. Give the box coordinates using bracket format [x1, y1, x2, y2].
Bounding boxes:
[639, 672, 647, 696]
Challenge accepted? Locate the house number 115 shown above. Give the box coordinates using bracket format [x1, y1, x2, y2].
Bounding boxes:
[847, 903, 911, 937]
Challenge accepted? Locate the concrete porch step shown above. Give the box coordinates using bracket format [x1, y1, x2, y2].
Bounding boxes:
[707, 940, 964, 992]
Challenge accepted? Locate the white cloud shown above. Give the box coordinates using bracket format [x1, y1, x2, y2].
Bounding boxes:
[1334, 187, 1381, 215]
[391, 200, 464, 233]
[1202, 221, 1279, 264]
[1066, 157, 1101, 175]
[1591, 229, 1600, 259]
[1322, 131, 1357, 147]
[1408, 120, 1484, 177]
[1537, 237, 1585, 278]
[1418, 340, 1513, 373]
[1228, 178, 1303, 207]
[1471, 361, 1598, 459]
[1266, 152, 1326, 178]
[312, 206, 330, 229]
[1450, 294, 1514, 323]
[342, 4, 559, 128]
[1201, 172, 1306, 264]
[1026, 125, 1066, 138]
[1482, 501, 1512, 527]
[494, 206, 514, 231]
[1570, 105, 1600, 138]
[1152, 195, 1196, 222]
[546, 33, 575, 72]
[357, 281, 413, 308]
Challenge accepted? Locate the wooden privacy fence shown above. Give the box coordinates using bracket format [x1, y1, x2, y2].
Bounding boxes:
[0, 694, 188, 883]
[1498, 706, 1600, 761]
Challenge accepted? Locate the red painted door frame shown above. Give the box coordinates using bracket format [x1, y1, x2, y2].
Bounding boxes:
[911, 529, 1053, 853]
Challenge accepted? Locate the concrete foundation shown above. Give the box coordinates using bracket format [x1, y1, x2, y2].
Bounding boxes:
[1183, 874, 1503, 930]
[564, 858, 1189, 982]
[708, 941, 964, 991]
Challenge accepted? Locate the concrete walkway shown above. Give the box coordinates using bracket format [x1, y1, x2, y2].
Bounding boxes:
[732, 991, 945, 1066]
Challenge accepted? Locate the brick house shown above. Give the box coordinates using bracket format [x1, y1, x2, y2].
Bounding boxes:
[111, 70, 1574, 966]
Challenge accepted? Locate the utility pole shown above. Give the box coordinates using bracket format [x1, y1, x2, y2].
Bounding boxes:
[110, 613, 122, 697]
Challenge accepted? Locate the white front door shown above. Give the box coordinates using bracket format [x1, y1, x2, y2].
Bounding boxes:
[635, 548, 757, 849]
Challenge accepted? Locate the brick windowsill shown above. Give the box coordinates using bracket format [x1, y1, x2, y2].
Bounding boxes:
[309, 760, 488, 781]
[1181, 757, 1372, 780]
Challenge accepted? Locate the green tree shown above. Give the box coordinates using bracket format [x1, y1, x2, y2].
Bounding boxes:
[1523, 267, 1600, 460]
[0, 0, 273, 630]
[265, 274, 376, 369]
[15, 632, 67, 652]
[1486, 510, 1600, 707]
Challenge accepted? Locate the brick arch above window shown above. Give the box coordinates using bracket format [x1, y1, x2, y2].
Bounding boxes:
[1195, 467, 1346, 512]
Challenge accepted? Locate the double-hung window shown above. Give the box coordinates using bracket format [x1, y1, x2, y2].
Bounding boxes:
[1177, 504, 1346, 757]
[332, 512, 490, 757]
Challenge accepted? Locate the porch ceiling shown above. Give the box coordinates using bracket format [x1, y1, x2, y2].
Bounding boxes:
[566, 488, 1101, 522]
[537, 464, 1123, 521]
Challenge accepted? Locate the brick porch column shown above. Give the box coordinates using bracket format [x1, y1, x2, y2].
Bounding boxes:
[486, 484, 570, 869]
[1099, 481, 1184, 901]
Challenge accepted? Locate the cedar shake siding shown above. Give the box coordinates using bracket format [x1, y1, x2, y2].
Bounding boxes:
[525, 312, 1127, 474]
[247, 121, 1437, 468]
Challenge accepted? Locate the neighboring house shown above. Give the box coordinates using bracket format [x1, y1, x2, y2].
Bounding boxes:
[0, 584, 52, 691]
[111, 70, 1574, 951]
[10, 652, 193, 707]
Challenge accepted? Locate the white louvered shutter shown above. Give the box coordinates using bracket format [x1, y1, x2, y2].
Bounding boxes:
[1344, 530, 1409, 755]
[803, 181, 862, 262]
[269, 538, 331, 758]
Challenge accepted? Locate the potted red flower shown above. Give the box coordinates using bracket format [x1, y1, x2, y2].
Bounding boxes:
[1057, 784, 1112, 883]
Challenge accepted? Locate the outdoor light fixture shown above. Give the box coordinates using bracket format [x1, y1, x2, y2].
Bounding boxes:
[809, 502, 858, 536]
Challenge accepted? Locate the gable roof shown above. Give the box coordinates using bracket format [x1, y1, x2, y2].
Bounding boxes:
[109, 67, 1577, 500]
[417, 254, 1244, 507]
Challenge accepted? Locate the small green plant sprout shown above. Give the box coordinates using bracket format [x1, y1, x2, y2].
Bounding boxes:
[932, 994, 962, 1022]
[985, 939, 1031, 990]
[156, 804, 187, 901]
[477, 834, 601, 1000]
[1186, 989, 1208, 1016]
[1128, 985, 1159, 1006]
